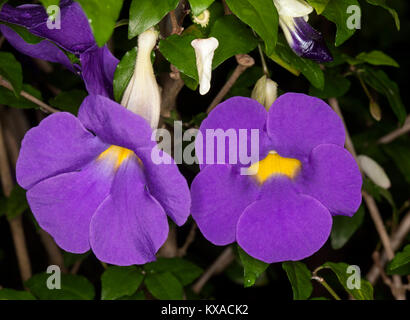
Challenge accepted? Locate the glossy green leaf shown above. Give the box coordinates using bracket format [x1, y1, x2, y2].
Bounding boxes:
[282, 261, 313, 300]
[224, 0, 278, 55]
[268, 36, 324, 89]
[307, 0, 330, 14]
[361, 67, 406, 125]
[322, 0, 360, 46]
[0, 84, 43, 109]
[26, 273, 95, 300]
[0, 289, 36, 300]
[309, 72, 351, 99]
[128, 0, 179, 39]
[117, 291, 146, 300]
[321, 262, 374, 300]
[0, 22, 44, 44]
[101, 266, 144, 300]
[49, 90, 87, 115]
[330, 205, 365, 249]
[387, 245, 410, 276]
[366, 0, 400, 30]
[209, 15, 258, 68]
[356, 50, 399, 67]
[238, 246, 269, 288]
[75, 0, 124, 47]
[143, 257, 203, 286]
[145, 271, 184, 300]
[189, 0, 216, 16]
[159, 34, 198, 81]
[0, 51, 22, 96]
[113, 47, 138, 102]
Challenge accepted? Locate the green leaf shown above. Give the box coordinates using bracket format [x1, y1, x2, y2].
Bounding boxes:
[26, 273, 95, 300]
[238, 246, 269, 288]
[356, 50, 399, 67]
[0, 185, 28, 221]
[0, 22, 44, 44]
[321, 262, 374, 300]
[282, 261, 313, 300]
[143, 257, 203, 286]
[0, 51, 22, 96]
[159, 34, 198, 81]
[117, 291, 146, 300]
[224, 0, 278, 55]
[366, 0, 400, 30]
[330, 205, 365, 250]
[113, 47, 138, 102]
[0, 289, 36, 300]
[40, 0, 60, 8]
[309, 71, 351, 99]
[361, 67, 406, 125]
[0, 84, 43, 109]
[322, 0, 360, 46]
[145, 272, 184, 300]
[101, 266, 144, 300]
[128, 0, 179, 39]
[49, 90, 87, 115]
[383, 141, 410, 185]
[63, 251, 89, 268]
[75, 0, 124, 47]
[387, 245, 410, 276]
[306, 0, 330, 14]
[189, 0, 216, 16]
[209, 15, 258, 68]
[268, 36, 324, 89]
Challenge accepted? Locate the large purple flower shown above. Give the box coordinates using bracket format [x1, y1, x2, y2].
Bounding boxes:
[0, 0, 118, 97]
[16, 95, 191, 266]
[191, 93, 362, 263]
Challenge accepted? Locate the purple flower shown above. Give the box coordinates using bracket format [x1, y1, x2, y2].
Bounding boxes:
[0, 0, 118, 97]
[16, 95, 191, 266]
[191, 93, 362, 263]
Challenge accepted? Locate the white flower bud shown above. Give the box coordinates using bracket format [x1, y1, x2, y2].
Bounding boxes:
[192, 9, 211, 28]
[191, 37, 219, 95]
[358, 155, 391, 189]
[121, 28, 161, 129]
[251, 75, 278, 111]
[273, 0, 313, 17]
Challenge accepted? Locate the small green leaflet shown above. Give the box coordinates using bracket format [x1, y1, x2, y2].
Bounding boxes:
[306, 0, 330, 14]
[238, 246, 269, 288]
[0, 51, 23, 96]
[366, 0, 400, 30]
[101, 266, 144, 300]
[356, 50, 399, 67]
[113, 47, 138, 102]
[387, 245, 410, 276]
[145, 272, 184, 300]
[189, 0, 216, 16]
[282, 261, 313, 300]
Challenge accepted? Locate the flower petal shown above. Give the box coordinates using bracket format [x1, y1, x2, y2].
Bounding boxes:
[273, 0, 313, 17]
[0, 25, 76, 72]
[26, 160, 114, 253]
[297, 144, 362, 217]
[237, 178, 332, 263]
[267, 93, 345, 160]
[16, 112, 107, 190]
[80, 46, 119, 98]
[137, 146, 191, 226]
[191, 164, 259, 245]
[0, 1, 95, 54]
[78, 95, 154, 151]
[90, 156, 169, 266]
[198, 97, 269, 170]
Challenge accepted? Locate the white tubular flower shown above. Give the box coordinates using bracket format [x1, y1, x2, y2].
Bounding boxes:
[191, 37, 219, 95]
[358, 155, 391, 189]
[121, 28, 161, 129]
[251, 75, 278, 111]
[273, 0, 313, 17]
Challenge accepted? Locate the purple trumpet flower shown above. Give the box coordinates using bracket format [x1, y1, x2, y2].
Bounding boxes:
[0, 0, 118, 97]
[280, 16, 333, 63]
[16, 95, 191, 266]
[191, 93, 362, 263]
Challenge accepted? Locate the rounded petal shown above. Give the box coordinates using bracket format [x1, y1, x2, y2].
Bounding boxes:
[78, 95, 155, 151]
[237, 178, 332, 263]
[90, 157, 169, 266]
[298, 144, 362, 216]
[191, 164, 259, 245]
[267, 93, 345, 160]
[198, 97, 269, 170]
[17, 112, 107, 190]
[137, 146, 191, 226]
[26, 160, 114, 253]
